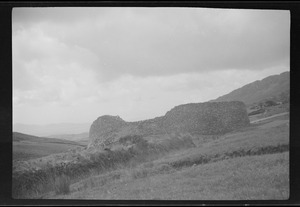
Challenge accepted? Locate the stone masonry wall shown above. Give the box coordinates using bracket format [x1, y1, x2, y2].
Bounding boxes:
[88, 101, 249, 149]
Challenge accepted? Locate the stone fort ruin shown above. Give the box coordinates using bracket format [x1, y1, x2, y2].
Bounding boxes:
[88, 101, 250, 149]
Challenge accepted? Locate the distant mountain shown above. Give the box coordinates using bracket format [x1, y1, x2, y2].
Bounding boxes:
[13, 122, 91, 137]
[46, 132, 89, 141]
[211, 71, 290, 106]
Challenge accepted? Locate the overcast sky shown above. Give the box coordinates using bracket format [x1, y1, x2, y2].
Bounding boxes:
[12, 7, 290, 125]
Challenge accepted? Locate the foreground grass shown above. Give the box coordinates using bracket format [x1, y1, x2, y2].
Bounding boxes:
[12, 135, 195, 198]
[58, 152, 289, 200]
[153, 117, 288, 168]
[50, 117, 289, 200]
[17, 115, 289, 200]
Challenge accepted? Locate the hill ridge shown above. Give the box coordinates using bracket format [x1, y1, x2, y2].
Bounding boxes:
[210, 71, 289, 105]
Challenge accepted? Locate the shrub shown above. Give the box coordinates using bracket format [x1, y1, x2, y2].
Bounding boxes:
[153, 164, 174, 174]
[131, 168, 149, 179]
[54, 174, 71, 195]
[248, 108, 265, 116]
[265, 100, 278, 107]
[119, 135, 144, 145]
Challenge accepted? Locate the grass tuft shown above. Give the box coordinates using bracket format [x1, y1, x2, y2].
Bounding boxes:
[54, 174, 71, 195]
[131, 168, 149, 179]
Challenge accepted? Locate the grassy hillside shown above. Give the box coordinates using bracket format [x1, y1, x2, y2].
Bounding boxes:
[63, 152, 288, 200]
[13, 132, 87, 161]
[211, 71, 290, 106]
[32, 113, 289, 200]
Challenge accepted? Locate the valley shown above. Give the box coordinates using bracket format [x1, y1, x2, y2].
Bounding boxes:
[13, 132, 86, 162]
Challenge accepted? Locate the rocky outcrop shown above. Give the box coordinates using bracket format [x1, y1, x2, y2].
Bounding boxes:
[88, 101, 250, 149]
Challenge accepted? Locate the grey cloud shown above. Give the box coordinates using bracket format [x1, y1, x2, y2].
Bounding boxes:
[14, 88, 62, 107]
[12, 7, 110, 27]
[12, 60, 42, 91]
[13, 8, 290, 82]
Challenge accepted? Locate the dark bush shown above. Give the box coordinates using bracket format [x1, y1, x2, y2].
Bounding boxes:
[248, 108, 265, 116]
[264, 100, 278, 107]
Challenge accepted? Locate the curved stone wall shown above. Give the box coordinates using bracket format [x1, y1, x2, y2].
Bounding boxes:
[88, 101, 250, 149]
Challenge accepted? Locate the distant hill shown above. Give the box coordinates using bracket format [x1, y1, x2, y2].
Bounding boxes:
[13, 132, 86, 145]
[13, 132, 87, 161]
[211, 71, 290, 106]
[46, 132, 89, 141]
[13, 122, 91, 137]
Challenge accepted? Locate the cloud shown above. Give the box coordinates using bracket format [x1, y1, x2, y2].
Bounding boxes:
[13, 8, 290, 81]
[12, 7, 290, 125]
[13, 24, 102, 107]
[13, 65, 288, 124]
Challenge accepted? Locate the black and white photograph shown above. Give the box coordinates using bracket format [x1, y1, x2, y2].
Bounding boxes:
[12, 6, 290, 201]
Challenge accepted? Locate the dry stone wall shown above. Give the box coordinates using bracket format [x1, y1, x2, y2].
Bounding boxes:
[88, 101, 249, 149]
[163, 101, 249, 134]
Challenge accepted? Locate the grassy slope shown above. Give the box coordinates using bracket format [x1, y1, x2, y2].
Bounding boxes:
[212, 71, 289, 105]
[51, 114, 289, 200]
[64, 152, 288, 200]
[247, 102, 289, 122]
[13, 132, 87, 161]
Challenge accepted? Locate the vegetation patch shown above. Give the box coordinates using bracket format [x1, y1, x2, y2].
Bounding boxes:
[54, 174, 71, 195]
[168, 144, 289, 170]
[12, 134, 196, 198]
[13, 116, 289, 199]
